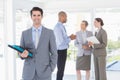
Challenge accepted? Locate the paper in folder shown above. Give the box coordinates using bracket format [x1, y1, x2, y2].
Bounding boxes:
[87, 36, 100, 44]
[8, 44, 33, 58]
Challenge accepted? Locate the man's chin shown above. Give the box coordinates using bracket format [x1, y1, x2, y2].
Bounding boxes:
[34, 22, 40, 25]
[63, 21, 67, 23]
[64, 20, 67, 23]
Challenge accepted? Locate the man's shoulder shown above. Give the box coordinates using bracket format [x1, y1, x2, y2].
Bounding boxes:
[54, 22, 63, 28]
[22, 28, 32, 34]
[43, 26, 53, 33]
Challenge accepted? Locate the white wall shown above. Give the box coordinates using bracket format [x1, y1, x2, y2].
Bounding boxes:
[14, 0, 120, 12]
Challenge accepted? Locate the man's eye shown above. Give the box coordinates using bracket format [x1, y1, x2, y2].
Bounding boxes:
[33, 15, 40, 16]
[33, 15, 36, 16]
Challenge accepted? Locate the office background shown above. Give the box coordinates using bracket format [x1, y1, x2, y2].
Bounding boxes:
[0, 0, 120, 80]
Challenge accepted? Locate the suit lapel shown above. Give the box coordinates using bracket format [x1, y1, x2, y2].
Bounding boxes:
[86, 31, 90, 43]
[28, 28, 35, 48]
[86, 31, 89, 37]
[79, 31, 83, 43]
[37, 26, 45, 49]
[96, 28, 102, 39]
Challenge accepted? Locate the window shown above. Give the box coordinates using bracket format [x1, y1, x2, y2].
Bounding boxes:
[0, 0, 5, 80]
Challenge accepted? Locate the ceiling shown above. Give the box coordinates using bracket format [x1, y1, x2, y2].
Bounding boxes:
[14, 0, 120, 12]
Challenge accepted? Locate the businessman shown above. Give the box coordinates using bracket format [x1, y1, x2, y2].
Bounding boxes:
[54, 11, 76, 80]
[19, 7, 57, 80]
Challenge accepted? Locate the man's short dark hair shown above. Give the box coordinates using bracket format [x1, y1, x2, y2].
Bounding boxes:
[30, 7, 43, 16]
[58, 11, 66, 16]
[82, 20, 88, 26]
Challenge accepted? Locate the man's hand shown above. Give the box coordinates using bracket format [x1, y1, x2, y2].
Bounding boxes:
[19, 50, 28, 58]
[70, 34, 76, 40]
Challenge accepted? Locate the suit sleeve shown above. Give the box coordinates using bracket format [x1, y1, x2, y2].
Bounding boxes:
[49, 31, 58, 72]
[74, 37, 79, 47]
[94, 31, 107, 49]
[89, 32, 93, 49]
[74, 32, 82, 48]
[19, 32, 25, 59]
[20, 32, 25, 48]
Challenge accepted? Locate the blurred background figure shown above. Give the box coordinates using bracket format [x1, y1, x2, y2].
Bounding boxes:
[88, 18, 107, 80]
[75, 20, 93, 80]
[54, 11, 76, 80]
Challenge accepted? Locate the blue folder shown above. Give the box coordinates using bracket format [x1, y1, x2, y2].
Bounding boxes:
[8, 44, 33, 58]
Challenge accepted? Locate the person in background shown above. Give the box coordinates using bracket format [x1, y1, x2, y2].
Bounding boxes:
[88, 18, 107, 80]
[19, 7, 57, 80]
[54, 11, 76, 80]
[74, 20, 93, 80]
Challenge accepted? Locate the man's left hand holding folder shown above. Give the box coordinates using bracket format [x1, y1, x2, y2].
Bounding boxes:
[18, 50, 29, 58]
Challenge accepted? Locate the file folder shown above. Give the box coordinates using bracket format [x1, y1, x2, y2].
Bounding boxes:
[8, 44, 33, 58]
[87, 36, 100, 44]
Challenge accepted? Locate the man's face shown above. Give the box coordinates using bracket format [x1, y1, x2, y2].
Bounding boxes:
[31, 11, 43, 25]
[62, 14, 67, 23]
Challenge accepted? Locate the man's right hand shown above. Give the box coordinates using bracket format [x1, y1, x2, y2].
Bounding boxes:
[70, 34, 76, 40]
[18, 50, 28, 58]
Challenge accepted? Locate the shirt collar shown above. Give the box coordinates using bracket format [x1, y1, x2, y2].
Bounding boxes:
[58, 22, 63, 25]
[96, 27, 102, 33]
[32, 25, 42, 31]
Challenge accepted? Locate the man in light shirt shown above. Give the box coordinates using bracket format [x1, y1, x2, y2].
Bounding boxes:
[54, 11, 76, 80]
